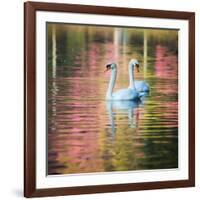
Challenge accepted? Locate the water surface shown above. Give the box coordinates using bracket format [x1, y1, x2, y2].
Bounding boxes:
[47, 24, 178, 175]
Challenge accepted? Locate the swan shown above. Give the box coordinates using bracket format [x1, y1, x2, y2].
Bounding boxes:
[128, 59, 150, 92]
[105, 63, 139, 101]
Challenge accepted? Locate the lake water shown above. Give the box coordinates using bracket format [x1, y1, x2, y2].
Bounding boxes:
[47, 24, 178, 175]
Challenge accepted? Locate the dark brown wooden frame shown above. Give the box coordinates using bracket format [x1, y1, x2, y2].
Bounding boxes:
[24, 1, 195, 198]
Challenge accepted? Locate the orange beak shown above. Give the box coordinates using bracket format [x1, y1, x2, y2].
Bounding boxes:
[104, 68, 110, 73]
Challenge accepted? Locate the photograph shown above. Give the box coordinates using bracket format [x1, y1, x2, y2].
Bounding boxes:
[47, 23, 179, 175]
[24, 2, 195, 197]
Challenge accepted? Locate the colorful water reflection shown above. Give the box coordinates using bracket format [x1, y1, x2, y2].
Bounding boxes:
[47, 24, 178, 175]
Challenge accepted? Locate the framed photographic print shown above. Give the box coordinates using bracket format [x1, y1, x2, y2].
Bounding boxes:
[24, 1, 195, 198]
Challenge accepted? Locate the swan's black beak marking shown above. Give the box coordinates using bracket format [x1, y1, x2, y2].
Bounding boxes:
[135, 63, 140, 72]
[106, 64, 111, 70]
[105, 64, 111, 72]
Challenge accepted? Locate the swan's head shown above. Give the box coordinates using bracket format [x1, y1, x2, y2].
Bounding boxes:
[129, 59, 140, 72]
[105, 63, 117, 72]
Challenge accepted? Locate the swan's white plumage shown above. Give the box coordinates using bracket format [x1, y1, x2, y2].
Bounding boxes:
[105, 63, 139, 101]
[135, 80, 150, 92]
[128, 59, 150, 93]
[107, 88, 139, 101]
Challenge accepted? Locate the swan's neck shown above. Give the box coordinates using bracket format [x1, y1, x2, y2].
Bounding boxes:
[129, 64, 135, 89]
[106, 68, 117, 99]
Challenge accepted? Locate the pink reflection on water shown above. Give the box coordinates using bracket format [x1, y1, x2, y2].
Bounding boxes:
[155, 45, 177, 77]
[155, 45, 178, 95]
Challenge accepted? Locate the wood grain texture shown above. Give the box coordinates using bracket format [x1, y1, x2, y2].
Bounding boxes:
[24, 2, 36, 197]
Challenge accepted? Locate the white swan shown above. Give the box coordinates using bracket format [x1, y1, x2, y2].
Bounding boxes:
[105, 63, 139, 101]
[128, 59, 150, 92]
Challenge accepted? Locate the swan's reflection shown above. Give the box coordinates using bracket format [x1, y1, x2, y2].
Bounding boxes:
[106, 100, 141, 136]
